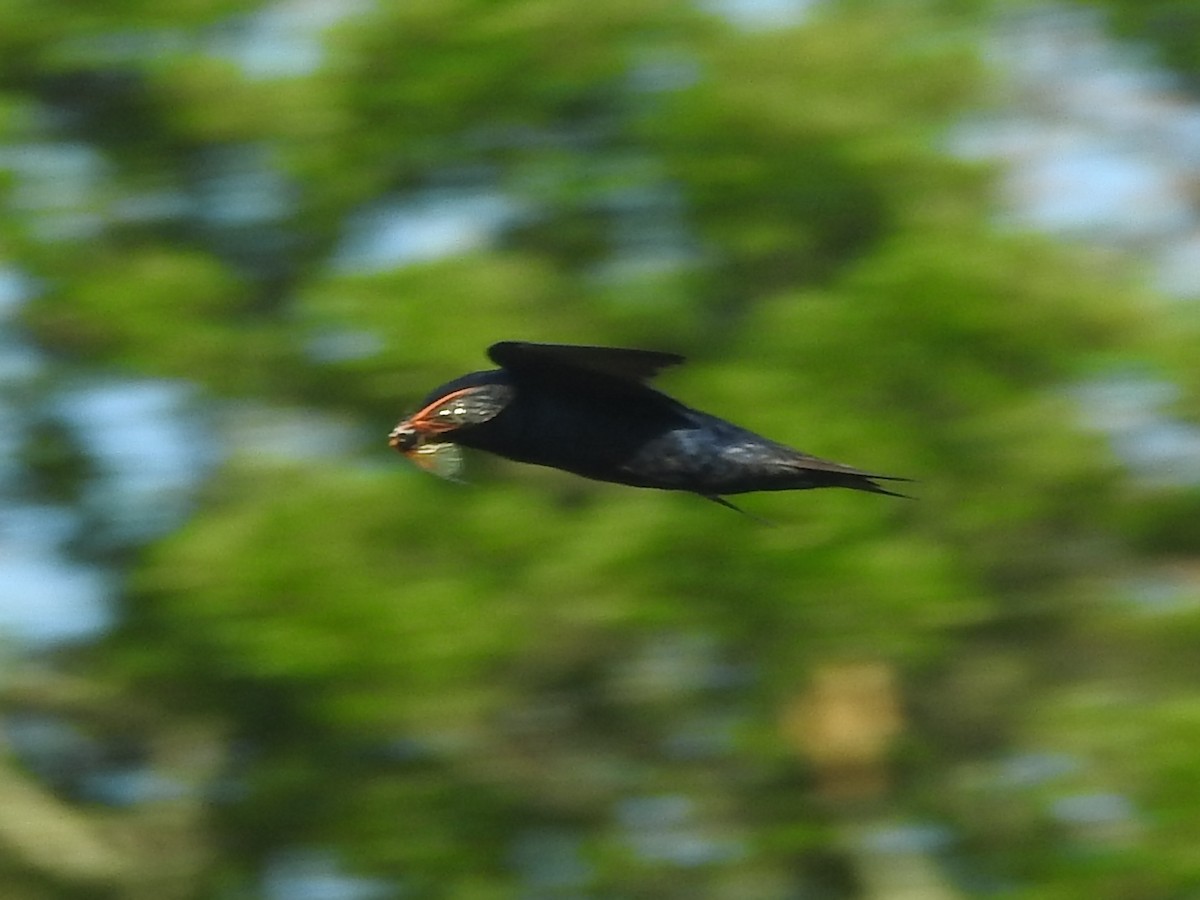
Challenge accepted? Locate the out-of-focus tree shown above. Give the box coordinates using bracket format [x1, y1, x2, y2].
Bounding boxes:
[1079, 0, 1200, 579]
[1086, 0, 1200, 83]
[2, 0, 1197, 898]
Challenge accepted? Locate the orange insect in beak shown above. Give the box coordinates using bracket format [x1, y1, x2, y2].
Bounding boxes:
[389, 383, 510, 481]
[388, 385, 495, 455]
[388, 421, 464, 481]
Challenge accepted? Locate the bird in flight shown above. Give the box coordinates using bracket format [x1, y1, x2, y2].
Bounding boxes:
[389, 341, 910, 513]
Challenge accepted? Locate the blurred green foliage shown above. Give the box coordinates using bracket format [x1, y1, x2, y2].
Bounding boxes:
[4, 0, 1200, 897]
[1087, 0, 1200, 83]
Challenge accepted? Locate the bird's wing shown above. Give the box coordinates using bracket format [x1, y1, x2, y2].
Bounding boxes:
[488, 341, 685, 385]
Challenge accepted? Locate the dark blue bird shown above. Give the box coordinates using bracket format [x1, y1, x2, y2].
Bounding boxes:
[389, 341, 910, 513]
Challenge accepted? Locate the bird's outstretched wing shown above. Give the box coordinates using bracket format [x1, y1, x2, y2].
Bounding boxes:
[488, 341, 685, 385]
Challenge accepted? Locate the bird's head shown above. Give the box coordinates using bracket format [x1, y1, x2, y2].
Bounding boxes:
[387, 422, 421, 453]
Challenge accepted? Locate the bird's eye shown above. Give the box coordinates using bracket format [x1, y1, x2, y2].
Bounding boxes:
[389, 427, 420, 452]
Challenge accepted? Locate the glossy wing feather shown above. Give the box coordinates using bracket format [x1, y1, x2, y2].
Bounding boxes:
[487, 341, 685, 384]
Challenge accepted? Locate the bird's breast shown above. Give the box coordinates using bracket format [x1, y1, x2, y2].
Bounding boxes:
[454, 386, 683, 480]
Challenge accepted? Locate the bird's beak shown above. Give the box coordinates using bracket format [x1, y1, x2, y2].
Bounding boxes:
[388, 420, 425, 457]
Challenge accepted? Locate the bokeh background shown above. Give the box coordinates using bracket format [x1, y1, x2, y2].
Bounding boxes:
[3, 0, 1200, 897]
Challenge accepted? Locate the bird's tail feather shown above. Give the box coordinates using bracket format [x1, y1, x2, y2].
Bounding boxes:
[846, 476, 915, 499]
[782, 455, 915, 499]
